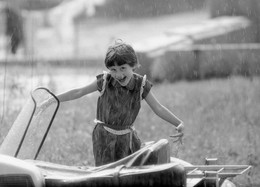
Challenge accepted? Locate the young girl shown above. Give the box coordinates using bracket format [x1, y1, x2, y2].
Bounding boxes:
[40, 40, 184, 166]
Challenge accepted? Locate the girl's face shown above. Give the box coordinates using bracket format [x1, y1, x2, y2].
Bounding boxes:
[108, 64, 135, 86]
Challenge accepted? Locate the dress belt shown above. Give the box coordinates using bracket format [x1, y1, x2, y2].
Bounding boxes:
[94, 119, 134, 151]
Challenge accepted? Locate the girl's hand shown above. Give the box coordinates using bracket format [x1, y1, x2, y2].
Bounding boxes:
[170, 122, 184, 144]
[176, 122, 184, 134]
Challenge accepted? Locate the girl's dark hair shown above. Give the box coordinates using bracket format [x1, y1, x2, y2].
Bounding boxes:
[105, 39, 140, 68]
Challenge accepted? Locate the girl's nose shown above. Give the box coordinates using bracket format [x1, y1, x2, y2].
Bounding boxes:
[115, 72, 123, 79]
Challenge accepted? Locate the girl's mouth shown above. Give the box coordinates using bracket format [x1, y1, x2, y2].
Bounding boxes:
[117, 77, 127, 85]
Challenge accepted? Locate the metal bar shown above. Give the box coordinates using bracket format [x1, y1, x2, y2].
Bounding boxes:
[187, 173, 205, 178]
[218, 173, 241, 178]
[217, 168, 224, 173]
[186, 165, 251, 179]
[187, 168, 198, 175]
[185, 165, 250, 171]
[239, 166, 252, 174]
[187, 172, 239, 178]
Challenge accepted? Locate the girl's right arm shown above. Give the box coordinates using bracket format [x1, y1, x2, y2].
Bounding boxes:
[36, 79, 98, 115]
[56, 79, 98, 102]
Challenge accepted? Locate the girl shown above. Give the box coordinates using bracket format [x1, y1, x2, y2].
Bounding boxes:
[40, 40, 184, 166]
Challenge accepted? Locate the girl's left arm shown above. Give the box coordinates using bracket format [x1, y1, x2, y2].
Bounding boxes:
[145, 91, 183, 131]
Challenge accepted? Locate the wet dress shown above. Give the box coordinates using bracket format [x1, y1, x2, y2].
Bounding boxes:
[92, 72, 153, 166]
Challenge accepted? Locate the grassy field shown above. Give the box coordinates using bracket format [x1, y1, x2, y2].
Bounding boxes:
[0, 67, 260, 186]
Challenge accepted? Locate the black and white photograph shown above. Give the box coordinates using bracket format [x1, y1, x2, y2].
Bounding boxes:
[0, 0, 259, 187]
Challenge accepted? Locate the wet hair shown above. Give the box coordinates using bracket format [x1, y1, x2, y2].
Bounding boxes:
[105, 39, 140, 68]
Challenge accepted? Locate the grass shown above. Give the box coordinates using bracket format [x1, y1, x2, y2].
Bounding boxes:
[0, 67, 260, 186]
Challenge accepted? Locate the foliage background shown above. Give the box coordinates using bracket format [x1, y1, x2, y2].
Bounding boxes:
[94, 0, 206, 18]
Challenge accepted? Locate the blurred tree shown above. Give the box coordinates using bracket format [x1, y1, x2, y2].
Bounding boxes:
[4, 6, 24, 54]
[208, 0, 260, 42]
[0, 0, 64, 56]
[95, 0, 206, 18]
[0, 0, 64, 11]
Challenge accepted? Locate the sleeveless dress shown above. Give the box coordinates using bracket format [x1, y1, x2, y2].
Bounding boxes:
[92, 72, 153, 166]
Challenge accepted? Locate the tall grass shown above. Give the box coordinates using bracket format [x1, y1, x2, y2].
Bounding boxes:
[1, 70, 259, 186]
